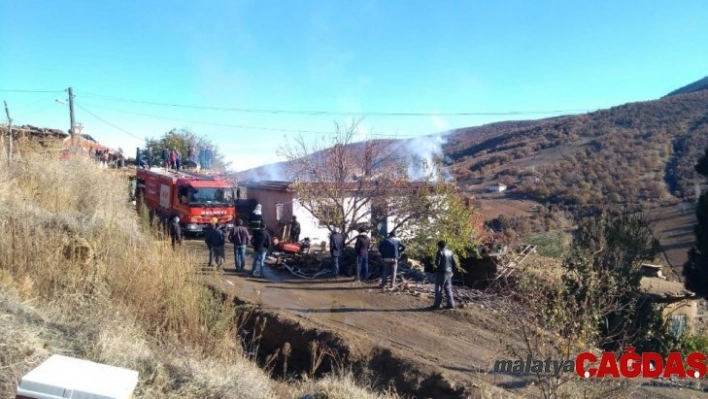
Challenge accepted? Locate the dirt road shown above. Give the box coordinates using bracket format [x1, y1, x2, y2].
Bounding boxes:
[183, 239, 704, 399]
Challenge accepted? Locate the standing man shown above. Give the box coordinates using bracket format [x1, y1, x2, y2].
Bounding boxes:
[204, 146, 213, 169]
[175, 150, 182, 170]
[289, 216, 301, 243]
[354, 230, 371, 281]
[162, 148, 170, 169]
[204, 219, 214, 266]
[208, 218, 226, 269]
[170, 149, 178, 170]
[249, 204, 264, 232]
[378, 231, 406, 291]
[169, 216, 182, 250]
[329, 229, 345, 277]
[250, 224, 271, 277]
[198, 146, 206, 169]
[229, 218, 250, 272]
[431, 240, 456, 310]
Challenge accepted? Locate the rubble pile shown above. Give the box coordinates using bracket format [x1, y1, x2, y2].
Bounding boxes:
[401, 281, 512, 310]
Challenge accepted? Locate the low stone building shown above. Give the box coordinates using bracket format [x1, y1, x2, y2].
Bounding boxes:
[640, 266, 699, 337]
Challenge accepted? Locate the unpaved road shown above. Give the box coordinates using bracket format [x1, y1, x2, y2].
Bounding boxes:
[183, 239, 704, 399]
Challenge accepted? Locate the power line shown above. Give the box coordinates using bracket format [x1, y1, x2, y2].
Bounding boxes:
[0, 89, 66, 94]
[77, 90, 589, 117]
[78, 101, 421, 138]
[75, 104, 145, 141]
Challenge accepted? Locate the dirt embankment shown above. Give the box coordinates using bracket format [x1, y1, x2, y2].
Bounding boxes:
[206, 283, 501, 399]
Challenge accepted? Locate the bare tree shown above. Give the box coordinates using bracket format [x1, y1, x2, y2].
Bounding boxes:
[277, 120, 410, 240]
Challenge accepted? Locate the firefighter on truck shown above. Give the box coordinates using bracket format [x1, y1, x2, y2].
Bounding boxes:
[135, 166, 236, 235]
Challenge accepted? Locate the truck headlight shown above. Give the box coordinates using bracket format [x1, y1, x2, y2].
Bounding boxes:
[186, 224, 199, 230]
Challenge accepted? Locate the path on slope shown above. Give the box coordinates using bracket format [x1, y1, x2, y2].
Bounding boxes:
[184, 240, 529, 396]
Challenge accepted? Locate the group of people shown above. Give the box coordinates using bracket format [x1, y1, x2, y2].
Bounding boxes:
[167, 202, 455, 309]
[89, 147, 111, 168]
[331, 229, 455, 310]
[162, 148, 183, 170]
[135, 145, 215, 171]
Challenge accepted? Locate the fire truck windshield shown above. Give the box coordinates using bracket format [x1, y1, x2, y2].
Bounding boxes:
[188, 187, 231, 206]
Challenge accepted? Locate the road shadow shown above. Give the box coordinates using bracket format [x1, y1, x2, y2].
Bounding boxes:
[284, 307, 434, 314]
[265, 285, 371, 291]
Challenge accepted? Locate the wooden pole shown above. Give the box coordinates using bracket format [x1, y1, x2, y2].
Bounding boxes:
[4, 100, 12, 163]
[68, 87, 78, 151]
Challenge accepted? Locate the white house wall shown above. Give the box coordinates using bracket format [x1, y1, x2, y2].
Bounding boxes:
[293, 198, 369, 247]
[245, 188, 370, 248]
[243, 188, 293, 235]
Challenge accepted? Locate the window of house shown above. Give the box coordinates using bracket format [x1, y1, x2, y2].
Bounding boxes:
[669, 314, 687, 338]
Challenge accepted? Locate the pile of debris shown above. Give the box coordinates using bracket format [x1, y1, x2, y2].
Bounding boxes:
[400, 281, 512, 310]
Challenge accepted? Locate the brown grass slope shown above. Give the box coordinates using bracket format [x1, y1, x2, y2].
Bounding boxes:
[0, 150, 401, 399]
[444, 90, 708, 207]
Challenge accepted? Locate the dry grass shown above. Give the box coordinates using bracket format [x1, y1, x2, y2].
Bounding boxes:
[291, 372, 399, 399]
[0, 151, 398, 398]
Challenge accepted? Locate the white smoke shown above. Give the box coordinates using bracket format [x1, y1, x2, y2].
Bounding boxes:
[238, 162, 288, 182]
[399, 133, 450, 181]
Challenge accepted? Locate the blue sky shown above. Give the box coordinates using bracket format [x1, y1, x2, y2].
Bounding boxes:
[1, 0, 707, 171]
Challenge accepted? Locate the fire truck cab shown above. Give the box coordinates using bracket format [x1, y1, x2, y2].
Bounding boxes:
[135, 167, 236, 234]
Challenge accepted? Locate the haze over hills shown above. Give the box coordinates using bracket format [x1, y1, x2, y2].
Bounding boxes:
[241, 78, 708, 209]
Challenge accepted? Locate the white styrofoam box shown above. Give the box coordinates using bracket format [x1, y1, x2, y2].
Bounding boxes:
[16, 354, 139, 399]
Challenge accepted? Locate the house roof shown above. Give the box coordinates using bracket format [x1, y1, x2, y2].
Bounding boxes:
[241, 179, 436, 193]
[240, 181, 293, 192]
[640, 277, 697, 302]
[3, 125, 68, 138]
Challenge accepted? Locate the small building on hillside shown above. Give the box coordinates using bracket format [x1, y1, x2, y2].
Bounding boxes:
[640, 274, 698, 337]
[488, 183, 507, 193]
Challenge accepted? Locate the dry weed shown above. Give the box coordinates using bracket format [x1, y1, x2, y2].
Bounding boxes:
[0, 151, 400, 399]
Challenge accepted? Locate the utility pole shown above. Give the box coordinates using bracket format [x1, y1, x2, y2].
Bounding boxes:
[4, 100, 12, 163]
[68, 87, 77, 150]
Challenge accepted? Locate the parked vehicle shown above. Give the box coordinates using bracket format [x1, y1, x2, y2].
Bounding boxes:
[135, 166, 236, 235]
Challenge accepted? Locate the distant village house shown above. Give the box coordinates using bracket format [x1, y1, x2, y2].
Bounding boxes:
[639, 264, 699, 337]
[488, 183, 507, 193]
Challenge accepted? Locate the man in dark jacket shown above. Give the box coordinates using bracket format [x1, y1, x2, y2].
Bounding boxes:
[162, 148, 170, 168]
[289, 216, 301, 243]
[205, 218, 226, 269]
[250, 224, 271, 277]
[378, 231, 406, 290]
[431, 240, 456, 310]
[169, 216, 182, 250]
[329, 229, 345, 276]
[354, 231, 371, 281]
[229, 218, 250, 272]
[204, 221, 214, 266]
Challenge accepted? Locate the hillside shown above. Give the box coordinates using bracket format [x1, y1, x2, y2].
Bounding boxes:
[241, 90, 708, 208]
[238, 86, 708, 271]
[666, 76, 708, 97]
[445, 90, 708, 206]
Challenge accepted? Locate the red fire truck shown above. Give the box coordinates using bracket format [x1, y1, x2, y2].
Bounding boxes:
[135, 167, 236, 234]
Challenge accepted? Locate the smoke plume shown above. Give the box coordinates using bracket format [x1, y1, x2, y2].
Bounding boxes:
[398, 133, 451, 181]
